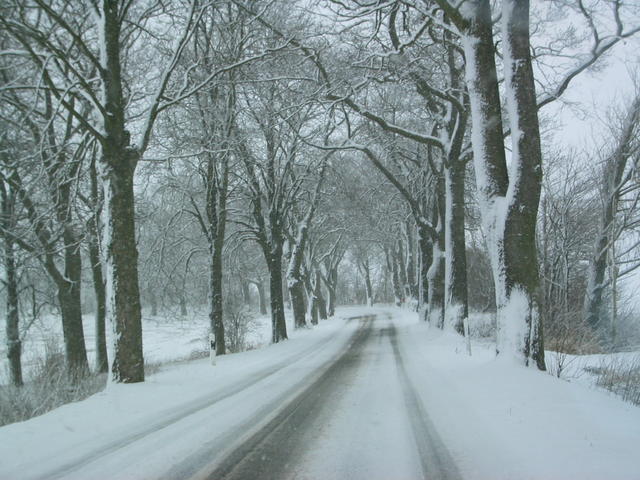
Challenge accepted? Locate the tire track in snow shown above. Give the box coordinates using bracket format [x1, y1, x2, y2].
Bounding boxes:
[386, 323, 462, 480]
[39, 316, 364, 480]
[201, 316, 375, 480]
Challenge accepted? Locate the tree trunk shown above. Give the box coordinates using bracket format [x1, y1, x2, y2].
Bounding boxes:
[256, 280, 267, 315]
[150, 291, 158, 317]
[444, 161, 468, 334]
[99, 1, 144, 383]
[417, 223, 432, 321]
[241, 280, 251, 306]
[101, 157, 145, 383]
[315, 270, 328, 320]
[179, 295, 188, 317]
[404, 220, 418, 300]
[583, 97, 640, 339]
[210, 248, 226, 355]
[88, 160, 108, 373]
[88, 224, 108, 374]
[326, 284, 336, 317]
[290, 280, 307, 328]
[396, 239, 407, 303]
[58, 229, 89, 377]
[427, 220, 445, 328]
[361, 259, 374, 306]
[386, 246, 403, 306]
[459, 0, 544, 368]
[268, 249, 288, 342]
[501, 0, 545, 369]
[4, 236, 22, 386]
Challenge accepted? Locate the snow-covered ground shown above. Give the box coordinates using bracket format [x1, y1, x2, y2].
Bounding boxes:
[0, 307, 280, 383]
[0, 306, 638, 479]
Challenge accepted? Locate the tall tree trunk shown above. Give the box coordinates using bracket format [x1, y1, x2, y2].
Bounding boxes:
[58, 229, 89, 377]
[417, 223, 432, 321]
[241, 280, 251, 306]
[88, 224, 108, 374]
[268, 248, 288, 342]
[385, 246, 403, 306]
[179, 295, 188, 317]
[99, 2, 145, 382]
[210, 247, 225, 355]
[101, 157, 144, 382]
[405, 220, 418, 300]
[427, 226, 445, 328]
[315, 270, 328, 320]
[457, 0, 545, 368]
[583, 97, 640, 339]
[290, 280, 307, 328]
[255, 280, 267, 315]
[360, 258, 374, 306]
[326, 284, 336, 317]
[88, 160, 108, 373]
[150, 291, 158, 317]
[1, 183, 22, 386]
[501, 0, 545, 369]
[396, 239, 407, 303]
[444, 160, 468, 335]
[427, 186, 445, 328]
[4, 236, 22, 386]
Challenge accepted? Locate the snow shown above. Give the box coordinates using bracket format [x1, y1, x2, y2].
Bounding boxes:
[393, 307, 640, 480]
[1, 306, 639, 479]
[1, 307, 287, 384]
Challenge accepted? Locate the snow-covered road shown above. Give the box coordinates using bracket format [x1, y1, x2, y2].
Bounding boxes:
[205, 314, 460, 480]
[2, 306, 639, 480]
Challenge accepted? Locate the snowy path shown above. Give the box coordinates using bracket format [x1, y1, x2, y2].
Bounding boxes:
[204, 315, 460, 480]
[2, 306, 639, 480]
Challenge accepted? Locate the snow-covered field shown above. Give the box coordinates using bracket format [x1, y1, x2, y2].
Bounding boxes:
[0, 306, 639, 479]
[0, 307, 281, 383]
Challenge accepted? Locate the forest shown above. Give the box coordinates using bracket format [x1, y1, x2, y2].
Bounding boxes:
[0, 0, 639, 417]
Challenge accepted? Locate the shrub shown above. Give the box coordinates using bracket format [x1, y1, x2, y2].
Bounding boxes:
[0, 340, 106, 427]
[585, 354, 640, 406]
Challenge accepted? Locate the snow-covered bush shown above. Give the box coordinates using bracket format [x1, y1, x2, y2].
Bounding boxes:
[224, 304, 259, 354]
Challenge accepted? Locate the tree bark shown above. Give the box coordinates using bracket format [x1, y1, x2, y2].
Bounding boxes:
[404, 220, 418, 300]
[290, 280, 307, 328]
[453, 0, 545, 367]
[444, 160, 468, 334]
[501, 0, 545, 369]
[99, 1, 144, 382]
[210, 247, 225, 355]
[255, 280, 267, 315]
[396, 239, 407, 303]
[359, 258, 374, 306]
[88, 160, 108, 374]
[88, 221, 108, 374]
[583, 97, 640, 339]
[101, 157, 144, 382]
[315, 270, 328, 320]
[4, 237, 22, 386]
[268, 248, 288, 342]
[417, 223, 432, 321]
[57, 228, 89, 377]
[241, 280, 251, 306]
[1, 183, 22, 386]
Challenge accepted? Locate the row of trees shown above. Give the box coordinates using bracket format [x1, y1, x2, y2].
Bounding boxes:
[1, 0, 639, 388]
